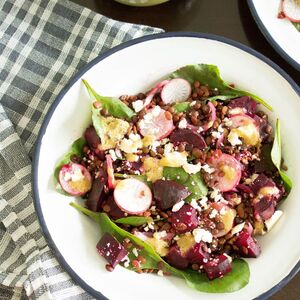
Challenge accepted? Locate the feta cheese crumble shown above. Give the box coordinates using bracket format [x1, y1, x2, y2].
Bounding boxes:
[178, 118, 188, 129]
[132, 100, 144, 112]
[172, 200, 185, 212]
[192, 228, 213, 243]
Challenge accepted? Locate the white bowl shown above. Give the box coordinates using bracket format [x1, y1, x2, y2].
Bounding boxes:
[248, 0, 300, 71]
[33, 33, 300, 300]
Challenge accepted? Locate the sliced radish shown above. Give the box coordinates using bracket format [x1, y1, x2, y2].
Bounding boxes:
[106, 154, 115, 189]
[206, 152, 242, 192]
[141, 80, 170, 110]
[138, 106, 174, 140]
[228, 114, 260, 146]
[58, 163, 92, 196]
[187, 102, 216, 132]
[114, 178, 152, 215]
[161, 78, 191, 104]
[282, 0, 300, 22]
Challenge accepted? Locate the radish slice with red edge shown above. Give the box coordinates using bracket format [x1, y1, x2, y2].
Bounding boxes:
[106, 154, 115, 189]
[187, 101, 216, 132]
[141, 80, 170, 110]
[206, 152, 242, 192]
[58, 163, 92, 196]
[161, 78, 191, 104]
[114, 178, 152, 215]
[138, 106, 174, 140]
[282, 0, 300, 22]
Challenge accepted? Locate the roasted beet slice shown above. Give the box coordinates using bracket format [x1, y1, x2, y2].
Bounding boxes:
[251, 174, 278, 196]
[253, 115, 269, 142]
[186, 242, 210, 264]
[96, 233, 128, 268]
[166, 245, 189, 269]
[170, 128, 207, 150]
[103, 196, 126, 219]
[228, 96, 257, 114]
[84, 126, 101, 149]
[254, 196, 276, 220]
[234, 231, 261, 258]
[86, 179, 105, 212]
[203, 254, 232, 280]
[171, 204, 199, 234]
[153, 179, 191, 210]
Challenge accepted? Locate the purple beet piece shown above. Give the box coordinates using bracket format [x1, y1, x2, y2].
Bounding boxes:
[84, 126, 101, 149]
[104, 196, 126, 219]
[254, 196, 275, 220]
[253, 115, 269, 142]
[236, 183, 253, 194]
[153, 179, 191, 210]
[121, 160, 144, 174]
[171, 204, 199, 234]
[96, 233, 128, 268]
[170, 128, 207, 150]
[234, 231, 261, 258]
[203, 254, 232, 280]
[86, 179, 105, 212]
[166, 245, 189, 269]
[251, 174, 276, 195]
[186, 242, 210, 264]
[228, 96, 257, 114]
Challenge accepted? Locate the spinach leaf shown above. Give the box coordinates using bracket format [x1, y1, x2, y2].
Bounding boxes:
[115, 216, 153, 226]
[207, 95, 236, 101]
[173, 102, 190, 113]
[271, 119, 293, 192]
[54, 137, 86, 182]
[178, 259, 249, 293]
[169, 64, 272, 110]
[82, 79, 135, 120]
[70, 202, 250, 293]
[92, 106, 105, 141]
[163, 167, 208, 201]
[293, 22, 300, 32]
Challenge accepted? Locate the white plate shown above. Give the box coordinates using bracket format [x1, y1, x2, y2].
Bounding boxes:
[33, 33, 300, 300]
[248, 0, 300, 71]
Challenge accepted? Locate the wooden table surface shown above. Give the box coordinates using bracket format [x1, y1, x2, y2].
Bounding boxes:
[71, 0, 300, 299]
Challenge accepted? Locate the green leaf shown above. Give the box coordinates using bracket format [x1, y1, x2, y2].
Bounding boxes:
[82, 79, 135, 120]
[115, 216, 153, 226]
[71, 202, 250, 293]
[163, 167, 208, 201]
[207, 95, 236, 101]
[173, 102, 191, 113]
[169, 64, 272, 110]
[293, 22, 300, 32]
[92, 106, 105, 141]
[271, 119, 293, 192]
[178, 259, 249, 293]
[54, 137, 86, 182]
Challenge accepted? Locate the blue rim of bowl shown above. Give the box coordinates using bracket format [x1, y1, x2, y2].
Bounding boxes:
[32, 32, 300, 300]
[247, 0, 300, 72]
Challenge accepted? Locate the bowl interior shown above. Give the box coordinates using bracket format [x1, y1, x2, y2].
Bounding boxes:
[35, 35, 300, 300]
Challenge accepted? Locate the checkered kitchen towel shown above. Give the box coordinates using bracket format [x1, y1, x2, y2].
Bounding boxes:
[0, 0, 162, 298]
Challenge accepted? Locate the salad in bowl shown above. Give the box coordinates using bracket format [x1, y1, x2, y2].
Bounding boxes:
[54, 64, 292, 293]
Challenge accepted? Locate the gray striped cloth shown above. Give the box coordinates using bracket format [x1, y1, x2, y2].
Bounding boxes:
[0, 0, 162, 298]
